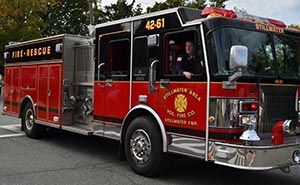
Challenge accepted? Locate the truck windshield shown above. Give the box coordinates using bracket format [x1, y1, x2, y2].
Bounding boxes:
[274, 35, 300, 79]
[208, 27, 300, 80]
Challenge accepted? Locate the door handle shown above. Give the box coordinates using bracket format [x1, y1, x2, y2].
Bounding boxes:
[105, 79, 113, 87]
[97, 63, 106, 88]
[149, 60, 158, 93]
[48, 90, 51, 96]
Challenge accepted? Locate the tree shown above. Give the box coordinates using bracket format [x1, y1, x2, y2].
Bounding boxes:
[147, 0, 186, 13]
[233, 7, 248, 14]
[44, 0, 90, 36]
[147, 0, 228, 13]
[209, 0, 228, 8]
[102, 0, 142, 22]
[288, 24, 300, 31]
[0, 0, 54, 47]
[186, 0, 206, 10]
[0, 0, 55, 75]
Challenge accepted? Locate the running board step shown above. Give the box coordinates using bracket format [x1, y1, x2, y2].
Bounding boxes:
[61, 122, 104, 136]
[61, 125, 93, 136]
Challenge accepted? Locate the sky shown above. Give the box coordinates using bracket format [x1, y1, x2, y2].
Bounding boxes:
[101, 0, 300, 26]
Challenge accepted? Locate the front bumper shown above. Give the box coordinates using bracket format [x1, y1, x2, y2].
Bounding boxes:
[211, 142, 300, 170]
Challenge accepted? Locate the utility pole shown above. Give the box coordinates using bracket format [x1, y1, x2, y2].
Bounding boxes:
[87, 0, 95, 36]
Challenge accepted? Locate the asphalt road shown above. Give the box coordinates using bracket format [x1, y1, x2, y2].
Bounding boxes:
[0, 97, 300, 185]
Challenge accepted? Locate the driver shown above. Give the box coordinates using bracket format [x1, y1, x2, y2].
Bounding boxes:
[176, 41, 195, 79]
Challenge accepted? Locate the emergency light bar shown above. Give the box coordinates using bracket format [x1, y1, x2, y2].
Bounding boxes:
[201, 7, 237, 18]
[201, 7, 286, 28]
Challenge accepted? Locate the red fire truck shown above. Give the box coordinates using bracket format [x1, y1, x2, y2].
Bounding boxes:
[2, 7, 300, 176]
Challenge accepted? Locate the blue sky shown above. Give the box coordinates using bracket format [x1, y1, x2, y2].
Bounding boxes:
[102, 0, 300, 26]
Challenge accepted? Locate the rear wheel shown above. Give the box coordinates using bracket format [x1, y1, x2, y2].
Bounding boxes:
[124, 116, 168, 177]
[22, 103, 43, 138]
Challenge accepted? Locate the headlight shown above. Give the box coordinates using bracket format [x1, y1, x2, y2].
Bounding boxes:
[292, 150, 300, 163]
[239, 115, 260, 142]
[239, 115, 257, 126]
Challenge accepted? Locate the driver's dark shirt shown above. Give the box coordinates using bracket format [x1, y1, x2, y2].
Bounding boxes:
[176, 53, 194, 75]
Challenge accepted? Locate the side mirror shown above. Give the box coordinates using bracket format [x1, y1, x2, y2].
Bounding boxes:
[229, 45, 248, 71]
[3, 52, 10, 59]
[223, 46, 248, 89]
[147, 34, 159, 47]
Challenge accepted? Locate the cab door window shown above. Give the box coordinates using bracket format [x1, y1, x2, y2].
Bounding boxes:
[164, 30, 204, 80]
[109, 39, 130, 77]
[133, 37, 148, 78]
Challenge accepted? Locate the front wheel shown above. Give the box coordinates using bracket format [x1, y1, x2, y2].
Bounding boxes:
[22, 103, 43, 138]
[124, 116, 168, 177]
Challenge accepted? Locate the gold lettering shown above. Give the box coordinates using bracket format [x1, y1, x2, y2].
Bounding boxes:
[255, 23, 284, 34]
[15, 51, 20, 58]
[47, 46, 51, 55]
[165, 118, 186, 125]
[34, 48, 37, 56]
[42, 47, 46, 55]
[255, 24, 260, 30]
[187, 110, 196, 117]
[188, 121, 197, 126]
[163, 88, 188, 100]
[167, 109, 175, 117]
[188, 90, 201, 102]
[30, 49, 33, 56]
[42, 47, 47, 55]
[177, 113, 186, 118]
[38, 48, 42, 55]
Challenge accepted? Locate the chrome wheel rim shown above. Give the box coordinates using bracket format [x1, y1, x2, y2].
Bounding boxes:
[130, 129, 151, 164]
[25, 109, 34, 131]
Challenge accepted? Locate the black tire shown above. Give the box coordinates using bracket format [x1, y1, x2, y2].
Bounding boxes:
[22, 103, 43, 138]
[124, 116, 168, 177]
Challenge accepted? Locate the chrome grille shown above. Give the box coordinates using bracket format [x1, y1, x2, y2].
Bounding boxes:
[74, 45, 94, 83]
[259, 86, 297, 133]
[76, 46, 92, 72]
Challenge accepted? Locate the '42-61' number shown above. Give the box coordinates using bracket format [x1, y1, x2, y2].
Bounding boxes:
[145, 18, 165, 30]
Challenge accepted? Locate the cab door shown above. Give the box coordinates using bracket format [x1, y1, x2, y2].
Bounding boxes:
[94, 29, 131, 124]
[131, 34, 160, 110]
[158, 29, 207, 139]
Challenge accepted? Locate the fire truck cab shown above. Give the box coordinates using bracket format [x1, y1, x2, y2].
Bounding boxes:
[3, 7, 300, 176]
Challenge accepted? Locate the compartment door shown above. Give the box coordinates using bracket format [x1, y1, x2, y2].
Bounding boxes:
[37, 64, 62, 124]
[48, 64, 62, 124]
[37, 65, 49, 121]
[3, 67, 20, 114]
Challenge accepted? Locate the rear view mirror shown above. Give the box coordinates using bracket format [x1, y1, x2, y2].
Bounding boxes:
[223, 46, 248, 89]
[147, 34, 159, 47]
[3, 52, 10, 59]
[229, 45, 248, 71]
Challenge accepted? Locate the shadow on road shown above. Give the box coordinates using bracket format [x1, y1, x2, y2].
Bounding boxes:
[1, 98, 298, 184]
[34, 130, 300, 185]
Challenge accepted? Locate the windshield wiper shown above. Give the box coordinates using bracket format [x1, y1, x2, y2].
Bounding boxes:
[250, 77, 262, 93]
[249, 67, 272, 93]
